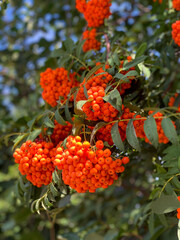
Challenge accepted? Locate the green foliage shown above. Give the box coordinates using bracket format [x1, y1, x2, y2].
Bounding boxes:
[0, 0, 180, 239]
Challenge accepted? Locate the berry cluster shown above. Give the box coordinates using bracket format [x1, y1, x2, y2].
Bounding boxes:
[76, 60, 136, 122]
[94, 107, 172, 145]
[13, 140, 55, 187]
[172, 20, 180, 47]
[172, 0, 180, 11]
[53, 136, 129, 193]
[76, 63, 111, 101]
[83, 29, 101, 52]
[76, 0, 86, 13]
[40, 68, 78, 107]
[51, 120, 73, 146]
[83, 86, 118, 122]
[76, 0, 111, 28]
[168, 93, 180, 112]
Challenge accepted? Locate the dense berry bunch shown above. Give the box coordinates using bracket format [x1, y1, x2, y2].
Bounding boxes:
[76, 63, 112, 101]
[40, 68, 78, 107]
[92, 106, 138, 145]
[53, 136, 129, 193]
[13, 140, 55, 187]
[172, 20, 180, 47]
[51, 120, 73, 146]
[168, 93, 180, 112]
[76, 0, 111, 28]
[82, 29, 101, 52]
[172, 0, 180, 11]
[94, 108, 172, 145]
[76, 0, 86, 13]
[82, 86, 118, 122]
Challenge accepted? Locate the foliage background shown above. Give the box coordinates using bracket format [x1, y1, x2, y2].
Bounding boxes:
[0, 0, 180, 239]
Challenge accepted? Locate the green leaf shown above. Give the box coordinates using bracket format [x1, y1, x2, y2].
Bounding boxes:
[43, 196, 53, 208]
[76, 100, 88, 110]
[64, 38, 74, 53]
[151, 193, 180, 214]
[148, 213, 154, 236]
[85, 64, 103, 82]
[104, 230, 118, 240]
[158, 214, 168, 227]
[27, 129, 42, 141]
[112, 52, 120, 66]
[120, 70, 138, 82]
[83, 84, 88, 98]
[123, 55, 147, 70]
[19, 176, 27, 193]
[52, 170, 60, 184]
[50, 183, 59, 197]
[65, 100, 73, 124]
[90, 122, 107, 144]
[76, 40, 85, 58]
[144, 117, 159, 148]
[35, 199, 41, 215]
[55, 110, 66, 126]
[111, 122, 125, 151]
[126, 119, 141, 151]
[103, 89, 122, 112]
[178, 157, 180, 170]
[161, 118, 179, 145]
[50, 48, 66, 58]
[13, 133, 29, 150]
[136, 42, 147, 58]
[27, 116, 37, 131]
[44, 117, 55, 128]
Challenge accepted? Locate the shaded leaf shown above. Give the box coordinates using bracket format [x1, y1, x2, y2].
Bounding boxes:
[148, 213, 154, 236]
[161, 118, 179, 145]
[111, 122, 124, 151]
[126, 119, 141, 151]
[44, 117, 55, 128]
[103, 89, 122, 112]
[65, 100, 73, 124]
[136, 42, 147, 58]
[90, 122, 107, 144]
[144, 117, 159, 148]
[123, 55, 147, 70]
[85, 64, 103, 82]
[13, 133, 29, 150]
[151, 194, 180, 214]
[55, 110, 66, 126]
[50, 183, 59, 197]
[27, 129, 42, 141]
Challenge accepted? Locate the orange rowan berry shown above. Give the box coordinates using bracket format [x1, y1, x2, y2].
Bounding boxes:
[53, 136, 129, 193]
[40, 68, 79, 107]
[82, 28, 101, 52]
[122, 157, 130, 165]
[13, 140, 55, 187]
[172, 21, 180, 47]
[96, 140, 104, 149]
[172, 0, 180, 10]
